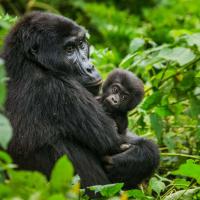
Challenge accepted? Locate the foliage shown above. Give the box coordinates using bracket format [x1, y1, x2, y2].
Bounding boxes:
[0, 0, 200, 199]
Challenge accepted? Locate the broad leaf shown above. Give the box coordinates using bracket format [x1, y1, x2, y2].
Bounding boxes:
[158, 47, 195, 66]
[149, 177, 165, 196]
[164, 187, 200, 200]
[9, 171, 47, 199]
[129, 38, 145, 53]
[89, 183, 123, 197]
[119, 54, 135, 68]
[173, 178, 190, 189]
[50, 156, 74, 192]
[0, 59, 7, 107]
[0, 114, 12, 149]
[126, 189, 150, 199]
[141, 91, 162, 110]
[150, 113, 163, 143]
[47, 194, 66, 200]
[184, 33, 200, 51]
[172, 160, 200, 184]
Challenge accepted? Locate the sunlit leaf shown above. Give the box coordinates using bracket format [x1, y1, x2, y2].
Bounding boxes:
[0, 114, 12, 149]
[155, 106, 173, 117]
[129, 38, 145, 53]
[149, 177, 165, 196]
[158, 47, 195, 66]
[184, 33, 200, 51]
[172, 160, 200, 184]
[89, 183, 123, 197]
[141, 91, 162, 110]
[164, 187, 200, 200]
[50, 156, 74, 192]
[150, 113, 163, 143]
[47, 194, 66, 200]
[126, 189, 149, 199]
[173, 178, 190, 189]
[119, 54, 136, 68]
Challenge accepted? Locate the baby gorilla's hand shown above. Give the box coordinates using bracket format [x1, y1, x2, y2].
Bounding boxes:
[120, 143, 131, 151]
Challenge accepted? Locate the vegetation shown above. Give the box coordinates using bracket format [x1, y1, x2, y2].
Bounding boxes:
[0, 0, 200, 199]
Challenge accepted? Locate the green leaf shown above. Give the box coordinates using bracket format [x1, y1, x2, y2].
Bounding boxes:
[129, 38, 145, 53]
[173, 178, 190, 189]
[0, 114, 12, 149]
[126, 189, 149, 199]
[155, 106, 173, 117]
[184, 33, 200, 52]
[0, 184, 12, 199]
[177, 71, 195, 91]
[88, 183, 123, 197]
[158, 47, 196, 66]
[119, 54, 135, 68]
[149, 177, 165, 196]
[141, 91, 162, 110]
[164, 187, 200, 200]
[47, 194, 66, 200]
[0, 83, 6, 107]
[163, 132, 175, 151]
[0, 60, 7, 107]
[150, 113, 163, 143]
[172, 160, 200, 184]
[9, 171, 47, 199]
[188, 96, 200, 118]
[50, 155, 74, 192]
[0, 151, 12, 164]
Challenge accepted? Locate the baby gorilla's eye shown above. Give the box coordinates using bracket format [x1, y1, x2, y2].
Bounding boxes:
[121, 94, 128, 101]
[112, 86, 118, 94]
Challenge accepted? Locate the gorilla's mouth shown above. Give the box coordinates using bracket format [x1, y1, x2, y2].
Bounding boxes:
[85, 79, 102, 87]
[85, 79, 102, 96]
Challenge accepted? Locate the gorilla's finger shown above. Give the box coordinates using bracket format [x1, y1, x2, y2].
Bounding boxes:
[109, 145, 137, 164]
[102, 156, 113, 164]
[105, 164, 113, 171]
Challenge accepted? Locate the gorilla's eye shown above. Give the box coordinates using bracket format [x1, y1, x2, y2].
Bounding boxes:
[79, 40, 85, 49]
[112, 86, 118, 94]
[66, 45, 74, 54]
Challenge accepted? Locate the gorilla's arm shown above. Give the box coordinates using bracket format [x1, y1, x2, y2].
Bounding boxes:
[61, 79, 122, 155]
[7, 76, 121, 157]
[105, 132, 160, 189]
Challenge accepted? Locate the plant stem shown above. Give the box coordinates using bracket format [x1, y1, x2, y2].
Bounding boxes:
[161, 153, 200, 160]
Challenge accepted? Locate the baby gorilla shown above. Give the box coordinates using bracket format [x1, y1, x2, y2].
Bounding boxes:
[98, 70, 158, 188]
[97, 69, 144, 135]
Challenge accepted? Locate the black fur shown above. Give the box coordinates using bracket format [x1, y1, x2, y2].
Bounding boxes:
[106, 132, 160, 189]
[3, 11, 159, 190]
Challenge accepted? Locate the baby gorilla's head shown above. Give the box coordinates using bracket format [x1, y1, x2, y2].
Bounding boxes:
[101, 69, 144, 113]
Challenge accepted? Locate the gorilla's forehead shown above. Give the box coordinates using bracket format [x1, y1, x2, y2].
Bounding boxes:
[27, 11, 85, 37]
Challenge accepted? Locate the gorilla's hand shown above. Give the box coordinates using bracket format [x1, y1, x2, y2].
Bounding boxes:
[102, 144, 135, 170]
[102, 135, 159, 188]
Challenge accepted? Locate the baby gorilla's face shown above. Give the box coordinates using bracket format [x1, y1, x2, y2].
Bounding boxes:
[103, 82, 131, 112]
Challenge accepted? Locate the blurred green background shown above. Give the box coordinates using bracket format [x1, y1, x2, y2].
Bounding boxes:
[0, 0, 200, 199]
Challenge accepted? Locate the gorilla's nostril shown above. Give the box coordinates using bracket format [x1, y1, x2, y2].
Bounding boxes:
[86, 65, 94, 74]
[86, 68, 92, 73]
[112, 97, 117, 103]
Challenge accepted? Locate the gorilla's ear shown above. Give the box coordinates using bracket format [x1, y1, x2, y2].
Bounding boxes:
[28, 43, 39, 59]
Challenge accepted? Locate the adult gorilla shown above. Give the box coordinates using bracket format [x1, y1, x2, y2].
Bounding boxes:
[3, 12, 159, 189]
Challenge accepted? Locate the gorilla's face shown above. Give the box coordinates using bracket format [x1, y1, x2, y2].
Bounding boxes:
[19, 12, 102, 92]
